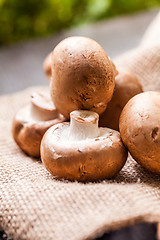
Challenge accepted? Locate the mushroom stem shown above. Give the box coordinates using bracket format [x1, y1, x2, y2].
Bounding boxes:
[30, 104, 57, 121]
[30, 92, 58, 121]
[68, 110, 99, 141]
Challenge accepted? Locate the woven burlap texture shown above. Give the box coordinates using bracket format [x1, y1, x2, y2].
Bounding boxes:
[0, 13, 160, 240]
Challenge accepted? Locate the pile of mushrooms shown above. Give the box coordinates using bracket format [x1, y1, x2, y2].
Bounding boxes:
[41, 36, 129, 181]
[13, 35, 159, 181]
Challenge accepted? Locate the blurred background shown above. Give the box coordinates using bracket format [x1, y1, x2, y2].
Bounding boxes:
[0, 0, 160, 46]
[0, 0, 159, 94]
[0, 1, 160, 240]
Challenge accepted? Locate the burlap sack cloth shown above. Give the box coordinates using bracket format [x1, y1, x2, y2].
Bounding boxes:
[0, 12, 160, 240]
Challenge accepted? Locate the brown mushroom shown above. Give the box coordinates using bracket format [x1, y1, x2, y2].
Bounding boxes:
[41, 110, 128, 182]
[119, 91, 160, 174]
[12, 91, 66, 158]
[50, 36, 115, 119]
[109, 57, 119, 77]
[99, 69, 143, 130]
[43, 53, 52, 80]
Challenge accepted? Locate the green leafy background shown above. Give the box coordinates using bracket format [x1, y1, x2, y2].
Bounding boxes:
[0, 0, 160, 45]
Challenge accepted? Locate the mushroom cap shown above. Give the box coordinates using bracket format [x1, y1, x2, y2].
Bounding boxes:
[12, 92, 66, 158]
[41, 123, 127, 182]
[50, 36, 115, 119]
[43, 53, 52, 80]
[119, 91, 160, 174]
[99, 69, 143, 130]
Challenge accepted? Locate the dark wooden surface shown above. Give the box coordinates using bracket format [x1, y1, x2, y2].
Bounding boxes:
[0, 9, 159, 240]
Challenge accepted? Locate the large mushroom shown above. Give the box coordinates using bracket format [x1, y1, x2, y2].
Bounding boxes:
[12, 91, 66, 157]
[119, 91, 160, 174]
[41, 110, 128, 182]
[99, 69, 143, 130]
[50, 36, 115, 119]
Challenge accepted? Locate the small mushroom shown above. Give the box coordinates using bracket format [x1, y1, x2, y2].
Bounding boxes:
[12, 91, 66, 158]
[41, 110, 128, 181]
[43, 53, 52, 80]
[119, 91, 160, 174]
[109, 57, 119, 77]
[99, 69, 143, 130]
[50, 36, 115, 119]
